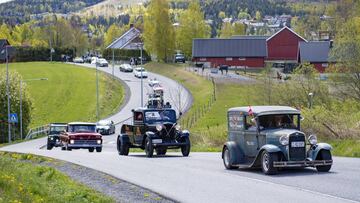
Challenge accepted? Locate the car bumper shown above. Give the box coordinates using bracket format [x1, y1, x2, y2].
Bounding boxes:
[273, 160, 333, 168]
[48, 137, 61, 146]
[68, 143, 102, 148]
[152, 142, 188, 147]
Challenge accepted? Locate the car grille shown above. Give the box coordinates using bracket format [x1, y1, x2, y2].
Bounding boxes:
[74, 140, 98, 145]
[288, 133, 306, 161]
[159, 124, 176, 141]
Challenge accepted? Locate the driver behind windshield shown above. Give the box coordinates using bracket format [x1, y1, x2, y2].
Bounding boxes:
[259, 115, 296, 130]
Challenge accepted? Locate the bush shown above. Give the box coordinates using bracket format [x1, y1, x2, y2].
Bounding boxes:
[13, 47, 74, 62]
[0, 70, 32, 143]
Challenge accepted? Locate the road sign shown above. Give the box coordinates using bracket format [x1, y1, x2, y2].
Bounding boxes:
[51, 48, 55, 53]
[9, 113, 18, 123]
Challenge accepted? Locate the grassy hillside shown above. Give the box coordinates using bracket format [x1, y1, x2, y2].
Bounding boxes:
[0, 62, 124, 128]
[0, 151, 114, 202]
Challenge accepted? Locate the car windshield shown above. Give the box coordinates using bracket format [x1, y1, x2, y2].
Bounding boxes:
[97, 120, 110, 126]
[68, 125, 96, 133]
[258, 114, 300, 130]
[144, 110, 176, 124]
[49, 126, 66, 134]
[136, 68, 145, 72]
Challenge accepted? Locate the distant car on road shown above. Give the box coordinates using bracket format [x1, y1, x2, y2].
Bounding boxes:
[97, 58, 109, 67]
[73, 57, 84, 63]
[119, 64, 133, 72]
[47, 123, 67, 150]
[91, 57, 98, 64]
[117, 107, 190, 157]
[60, 122, 102, 152]
[96, 120, 115, 135]
[134, 67, 148, 78]
[174, 54, 186, 63]
[148, 78, 160, 87]
[222, 106, 333, 175]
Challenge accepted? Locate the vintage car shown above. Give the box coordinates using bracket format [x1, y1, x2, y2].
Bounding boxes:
[119, 63, 133, 72]
[47, 123, 67, 150]
[222, 106, 333, 175]
[60, 122, 102, 152]
[96, 119, 115, 135]
[134, 67, 148, 78]
[148, 78, 160, 87]
[117, 107, 190, 157]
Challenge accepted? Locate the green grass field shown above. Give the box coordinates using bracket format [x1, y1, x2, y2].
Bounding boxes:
[0, 62, 124, 128]
[146, 63, 360, 157]
[0, 151, 114, 203]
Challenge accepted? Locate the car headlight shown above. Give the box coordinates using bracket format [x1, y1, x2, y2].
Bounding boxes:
[175, 124, 181, 131]
[279, 135, 289, 145]
[97, 140, 102, 144]
[70, 139, 74, 144]
[308, 134, 317, 145]
[50, 137, 54, 140]
[156, 124, 163, 132]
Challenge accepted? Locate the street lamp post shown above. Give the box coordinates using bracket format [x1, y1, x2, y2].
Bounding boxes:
[20, 78, 48, 139]
[96, 60, 99, 120]
[139, 43, 144, 107]
[6, 46, 11, 143]
[308, 92, 314, 109]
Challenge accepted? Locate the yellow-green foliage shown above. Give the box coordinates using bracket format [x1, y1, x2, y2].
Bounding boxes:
[0, 152, 114, 203]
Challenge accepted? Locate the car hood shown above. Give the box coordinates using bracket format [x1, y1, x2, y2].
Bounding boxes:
[260, 128, 303, 137]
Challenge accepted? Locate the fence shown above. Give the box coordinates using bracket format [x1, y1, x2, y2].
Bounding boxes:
[179, 66, 217, 129]
[25, 124, 49, 140]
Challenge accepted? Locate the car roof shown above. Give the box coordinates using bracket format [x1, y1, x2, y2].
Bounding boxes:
[228, 106, 300, 116]
[50, 123, 67, 127]
[135, 107, 175, 112]
[68, 122, 96, 125]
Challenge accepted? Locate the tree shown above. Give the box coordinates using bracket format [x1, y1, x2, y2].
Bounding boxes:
[233, 22, 246, 35]
[255, 10, 262, 21]
[219, 22, 233, 38]
[104, 24, 123, 47]
[218, 11, 226, 19]
[72, 27, 89, 56]
[0, 71, 32, 143]
[143, 0, 175, 62]
[176, 1, 210, 57]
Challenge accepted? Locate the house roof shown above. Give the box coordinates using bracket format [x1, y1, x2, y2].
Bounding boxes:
[299, 41, 331, 63]
[106, 27, 141, 49]
[231, 35, 269, 40]
[267, 26, 308, 42]
[228, 106, 300, 116]
[192, 38, 267, 58]
[0, 39, 10, 48]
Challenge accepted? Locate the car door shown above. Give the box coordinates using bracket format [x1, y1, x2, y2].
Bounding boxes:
[243, 116, 259, 157]
[133, 112, 144, 145]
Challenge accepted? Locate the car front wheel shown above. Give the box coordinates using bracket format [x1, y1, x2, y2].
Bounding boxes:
[181, 137, 191, 157]
[316, 150, 332, 172]
[117, 137, 129, 156]
[223, 147, 239, 169]
[88, 148, 94, 153]
[145, 137, 154, 158]
[96, 147, 102, 152]
[47, 143, 53, 150]
[261, 151, 278, 175]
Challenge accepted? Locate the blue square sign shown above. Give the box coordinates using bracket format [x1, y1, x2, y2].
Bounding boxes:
[9, 113, 18, 123]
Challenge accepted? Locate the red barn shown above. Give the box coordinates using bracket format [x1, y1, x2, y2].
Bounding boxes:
[298, 41, 333, 73]
[266, 27, 307, 62]
[192, 38, 267, 68]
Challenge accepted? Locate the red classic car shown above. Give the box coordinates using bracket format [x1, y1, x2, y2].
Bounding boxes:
[60, 122, 102, 152]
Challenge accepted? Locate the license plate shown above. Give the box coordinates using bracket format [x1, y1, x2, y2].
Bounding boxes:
[152, 139, 162, 144]
[291, 141, 305, 148]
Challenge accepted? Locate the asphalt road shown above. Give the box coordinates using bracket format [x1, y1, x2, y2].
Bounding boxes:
[1, 63, 360, 203]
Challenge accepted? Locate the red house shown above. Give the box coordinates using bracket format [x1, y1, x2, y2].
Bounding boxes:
[266, 26, 307, 62]
[298, 41, 333, 73]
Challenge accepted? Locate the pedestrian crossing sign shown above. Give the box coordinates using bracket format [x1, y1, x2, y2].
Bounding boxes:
[9, 113, 18, 123]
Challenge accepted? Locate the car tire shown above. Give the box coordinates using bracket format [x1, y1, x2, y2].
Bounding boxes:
[96, 147, 102, 152]
[145, 137, 154, 158]
[181, 137, 191, 157]
[316, 150, 332, 172]
[88, 148, 94, 153]
[47, 143, 53, 150]
[156, 148, 167, 156]
[117, 137, 129, 156]
[223, 147, 239, 170]
[261, 151, 278, 175]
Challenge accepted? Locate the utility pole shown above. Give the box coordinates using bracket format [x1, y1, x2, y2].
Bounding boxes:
[96, 60, 99, 120]
[6, 46, 11, 143]
[140, 43, 144, 107]
[112, 49, 115, 78]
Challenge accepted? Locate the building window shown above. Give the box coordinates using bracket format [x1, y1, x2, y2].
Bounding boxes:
[239, 58, 246, 61]
[200, 58, 207, 61]
[322, 63, 328, 67]
[226, 57, 233, 61]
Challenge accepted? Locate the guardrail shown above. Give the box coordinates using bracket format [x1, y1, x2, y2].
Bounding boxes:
[25, 124, 48, 140]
